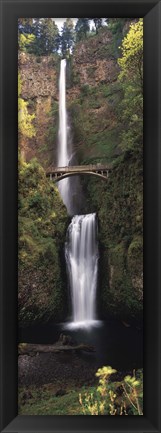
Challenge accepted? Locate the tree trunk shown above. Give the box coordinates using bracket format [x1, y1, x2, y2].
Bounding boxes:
[18, 342, 95, 355]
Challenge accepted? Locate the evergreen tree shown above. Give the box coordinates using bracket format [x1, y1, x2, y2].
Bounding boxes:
[60, 18, 74, 56]
[41, 19, 59, 54]
[18, 18, 60, 56]
[93, 18, 103, 33]
[75, 18, 90, 41]
[18, 18, 34, 35]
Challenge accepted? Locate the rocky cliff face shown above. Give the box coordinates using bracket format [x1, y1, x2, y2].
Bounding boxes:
[19, 52, 59, 168]
[72, 28, 118, 86]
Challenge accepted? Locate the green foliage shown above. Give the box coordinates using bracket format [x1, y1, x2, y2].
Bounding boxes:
[19, 158, 68, 248]
[93, 18, 103, 34]
[19, 368, 143, 416]
[41, 19, 60, 55]
[75, 18, 90, 42]
[46, 100, 59, 149]
[108, 18, 126, 35]
[18, 157, 68, 326]
[18, 18, 60, 56]
[79, 366, 143, 415]
[80, 83, 91, 96]
[107, 19, 134, 58]
[60, 18, 74, 57]
[18, 17, 107, 56]
[19, 385, 83, 415]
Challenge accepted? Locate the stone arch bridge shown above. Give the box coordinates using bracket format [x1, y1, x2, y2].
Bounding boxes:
[46, 164, 111, 182]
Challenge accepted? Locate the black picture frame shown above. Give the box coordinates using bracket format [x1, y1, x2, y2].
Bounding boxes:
[0, 0, 161, 431]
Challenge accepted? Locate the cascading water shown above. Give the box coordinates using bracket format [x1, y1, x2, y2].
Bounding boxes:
[57, 60, 99, 328]
[57, 59, 82, 215]
[65, 214, 99, 327]
[57, 59, 71, 213]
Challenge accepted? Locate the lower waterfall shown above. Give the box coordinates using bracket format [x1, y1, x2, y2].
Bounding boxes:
[65, 213, 99, 327]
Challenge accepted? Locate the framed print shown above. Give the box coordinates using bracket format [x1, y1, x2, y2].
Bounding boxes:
[0, 0, 161, 432]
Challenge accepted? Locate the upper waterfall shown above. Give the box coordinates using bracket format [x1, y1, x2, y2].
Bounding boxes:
[57, 59, 83, 215]
[57, 59, 71, 213]
[58, 59, 68, 166]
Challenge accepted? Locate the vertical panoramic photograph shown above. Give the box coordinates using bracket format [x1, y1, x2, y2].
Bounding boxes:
[18, 17, 143, 415]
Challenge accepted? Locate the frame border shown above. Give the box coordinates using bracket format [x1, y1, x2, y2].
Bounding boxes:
[1, 0, 161, 432]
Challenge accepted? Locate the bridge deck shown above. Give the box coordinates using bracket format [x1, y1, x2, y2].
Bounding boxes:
[46, 164, 111, 175]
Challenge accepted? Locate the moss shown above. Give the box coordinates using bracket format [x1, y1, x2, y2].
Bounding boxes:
[127, 236, 143, 305]
[127, 236, 143, 273]
[99, 241, 142, 321]
[18, 157, 69, 327]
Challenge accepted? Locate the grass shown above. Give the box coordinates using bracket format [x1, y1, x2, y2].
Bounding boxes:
[19, 384, 86, 415]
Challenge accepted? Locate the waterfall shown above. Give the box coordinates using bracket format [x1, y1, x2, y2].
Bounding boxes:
[57, 59, 71, 213]
[57, 60, 99, 328]
[57, 59, 82, 215]
[65, 213, 99, 327]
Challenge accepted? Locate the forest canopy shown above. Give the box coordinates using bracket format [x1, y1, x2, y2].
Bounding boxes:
[18, 18, 134, 57]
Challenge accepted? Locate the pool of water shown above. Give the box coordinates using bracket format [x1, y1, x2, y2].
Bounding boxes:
[19, 318, 143, 371]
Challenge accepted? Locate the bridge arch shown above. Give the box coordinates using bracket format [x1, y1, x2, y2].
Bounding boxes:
[46, 164, 111, 182]
[51, 171, 108, 182]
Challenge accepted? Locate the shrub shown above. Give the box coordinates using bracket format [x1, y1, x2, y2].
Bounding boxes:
[79, 366, 143, 415]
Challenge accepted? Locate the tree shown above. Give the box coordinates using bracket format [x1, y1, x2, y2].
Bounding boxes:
[106, 18, 131, 59]
[18, 33, 35, 52]
[18, 18, 36, 52]
[117, 19, 143, 151]
[118, 19, 143, 91]
[60, 18, 74, 56]
[75, 18, 90, 42]
[93, 18, 102, 34]
[18, 18, 60, 56]
[39, 19, 60, 55]
[18, 18, 34, 35]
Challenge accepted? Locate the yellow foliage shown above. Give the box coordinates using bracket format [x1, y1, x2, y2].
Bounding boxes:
[18, 98, 36, 138]
[96, 366, 116, 377]
[118, 19, 143, 85]
[18, 74, 36, 138]
[19, 33, 35, 51]
[79, 366, 143, 416]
